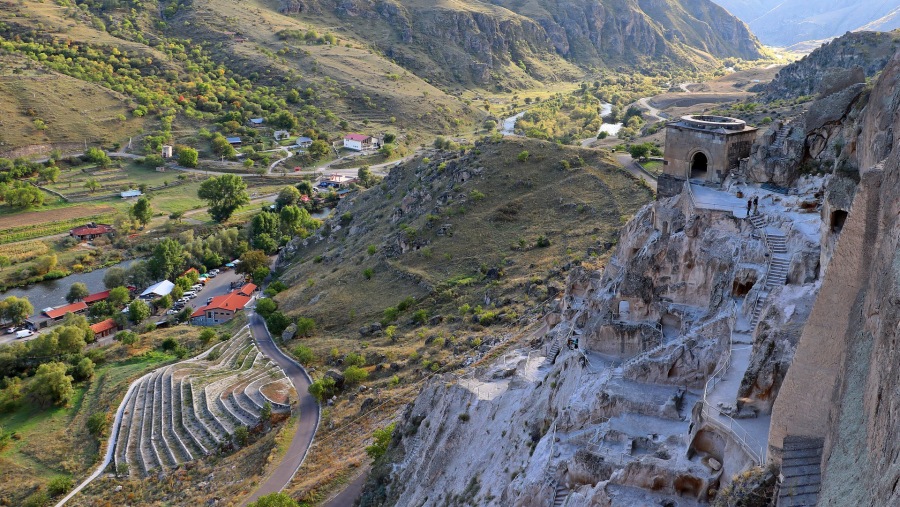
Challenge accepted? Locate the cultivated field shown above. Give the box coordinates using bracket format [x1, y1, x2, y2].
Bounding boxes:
[0, 205, 116, 230]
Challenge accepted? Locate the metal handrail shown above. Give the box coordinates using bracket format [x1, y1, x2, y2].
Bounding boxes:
[699, 300, 767, 464]
[748, 214, 772, 327]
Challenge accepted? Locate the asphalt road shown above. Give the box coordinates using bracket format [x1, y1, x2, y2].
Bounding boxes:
[241, 310, 320, 505]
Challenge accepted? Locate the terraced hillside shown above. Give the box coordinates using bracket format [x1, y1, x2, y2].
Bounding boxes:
[111, 326, 294, 477]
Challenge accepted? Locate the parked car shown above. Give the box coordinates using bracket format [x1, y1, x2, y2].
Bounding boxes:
[210, 269, 220, 275]
[184, 291, 197, 298]
[166, 309, 178, 315]
[207, 272, 217, 278]
[191, 284, 203, 291]
[15, 329, 34, 339]
[177, 297, 190, 303]
[207, 297, 214, 305]
[6, 326, 19, 334]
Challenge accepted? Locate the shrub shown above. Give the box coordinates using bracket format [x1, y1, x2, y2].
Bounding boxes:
[295, 317, 316, 337]
[87, 411, 107, 437]
[161, 337, 178, 351]
[345, 352, 366, 367]
[308, 376, 336, 402]
[233, 425, 249, 446]
[248, 493, 299, 507]
[367, 245, 377, 255]
[48, 476, 73, 496]
[363, 268, 374, 280]
[199, 328, 217, 345]
[397, 296, 416, 312]
[23, 490, 49, 507]
[344, 365, 368, 386]
[411, 309, 428, 325]
[536, 235, 551, 247]
[517, 150, 530, 162]
[365, 422, 395, 461]
[293, 345, 314, 364]
[265, 311, 292, 336]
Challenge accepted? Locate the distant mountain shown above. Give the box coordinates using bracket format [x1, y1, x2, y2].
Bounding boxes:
[710, 0, 900, 47]
[285, 0, 766, 86]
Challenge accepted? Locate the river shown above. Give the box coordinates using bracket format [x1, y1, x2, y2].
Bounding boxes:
[500, 111, 527, 136]
[3, 259, 139, 318]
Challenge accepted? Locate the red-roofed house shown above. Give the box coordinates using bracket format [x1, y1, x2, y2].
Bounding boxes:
[238, 283, 257, 297]
[190, 290, 252, 326]
[70, 223, 114, 241]
[83, 290, 111, 305]
[43, 302, 88, 320]
[343, 133, 374, 151]
[90, 318, 118, 339]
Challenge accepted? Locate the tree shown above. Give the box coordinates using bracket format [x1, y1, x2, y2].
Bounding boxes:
[307, 140, 330, 160]
[296, 180, 314, 196]
[357, 166, 374, 188]
[39, 165, 60, 183]
[33, 254, 57, 275]
[115, 330, 138, 347]
[66, 282, 90, 304]
[0, 296, 33, 326]
[251, 212, 280, 244]
[308, 376, 336, 402]
[198, 174, 250, 223]
[295, 317, 316, 337]
[177, 147, 199, 168]
[75, 357, 95, 381]
[169, 210, 184, 222]
[233, 425, 249, 446]
[148, 238, 185, 280]
[128, 299, 150, 324]
[57, 326, 87, 354]
[85, 147, 111, 167]
[253, 266, 271, 284]
[275, 186, 301, 210]
[293, 345, 314, 364]
[237, 250, 269, 276]
[199, 328, 217, 345]
[255, 298, 277, 318]
[248, 493, 299, 507]
[628, 143, 652, 161]
[126, 261, 153, 289]
[279, 205, 303, 237]
[383, 133, 396, 144]
[270, 111, 299, 131]
[5, 186, 44, 207]
[103, 267, 126, 289]
[29, 362, 74, 407]
[130, 196, 153, 226]
[0, 256, 10, 271]
[107, 286, 130, 308]
[379, 144, 394, 157]
[157, 294, 172, 309]
[84, 178, 101, 193]
[365, 422, 395, 461]
[260, 401, 272, 422]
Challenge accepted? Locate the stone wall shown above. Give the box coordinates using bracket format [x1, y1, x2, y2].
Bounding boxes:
[663, 125, 757, 183]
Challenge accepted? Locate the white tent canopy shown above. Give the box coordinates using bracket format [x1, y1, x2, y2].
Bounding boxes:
[140, 280, 175, 298]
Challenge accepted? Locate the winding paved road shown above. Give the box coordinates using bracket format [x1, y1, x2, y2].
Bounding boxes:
[241, 310, 320, 505]
[615, 154, 658, 191]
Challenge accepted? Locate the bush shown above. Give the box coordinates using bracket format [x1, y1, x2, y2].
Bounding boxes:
[345, 352, 366, 367]
[23, 490, 49, 507]
[517, 150, 530, 162]
[87, 411, 107, 437]
[308, 376, 336, 402]
[48, 476, 73, 496]
[248, 493, 299, 507]
[295, 317, 315, 337]
[256, 298, 278, 318]
[536, 235, 551, 248]
[411, 309, 428, 325]
[265, 311, 292, 336]
[293, 345, 314, 364]
[161, 337, 179, 351]
[397, 296, 416, 312]
[233, 425, 249, 446]
[363, 268, 374, 280]
[364, 422, 395, 461]
[344, 365, 368, 386]
[199, 328, 217, 345]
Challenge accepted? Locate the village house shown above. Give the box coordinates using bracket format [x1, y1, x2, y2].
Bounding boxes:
[90, 318, 118, 340]
[70, 223, 114, 241]
[296, 136, 314, 148]
[226, 137, 242, 147]
[343, 133, 375, 151]
[274, 130, 291, 141]
[161, 145, 174, 158]
[121, 189, 142, 199]
[190, 289, 252, 326]
[43, 302, 88, 321]
[249, 118, 264, 127]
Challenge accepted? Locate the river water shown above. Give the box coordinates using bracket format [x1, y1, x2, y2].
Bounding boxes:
[501, 111, 527, 136]
[3, 259, 139, 317]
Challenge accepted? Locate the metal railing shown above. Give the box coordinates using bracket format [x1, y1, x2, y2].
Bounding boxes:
[699, 300, 767, 465]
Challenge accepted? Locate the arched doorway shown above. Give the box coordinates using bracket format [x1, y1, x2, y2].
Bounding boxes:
[690, 152, 708, 180]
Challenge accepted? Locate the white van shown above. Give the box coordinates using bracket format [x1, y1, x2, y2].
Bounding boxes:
[16, 329, 34, 339]
[184, 291, 197, 298]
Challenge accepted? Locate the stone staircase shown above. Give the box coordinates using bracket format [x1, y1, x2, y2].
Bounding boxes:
[552, 482, 570, 507]
[777, 436, 823, 507]
[770, 124, 792, 150]
[748, 214, 790, 328]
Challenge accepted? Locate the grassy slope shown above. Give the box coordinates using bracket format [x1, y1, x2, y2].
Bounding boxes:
[271, 137, 652, 499]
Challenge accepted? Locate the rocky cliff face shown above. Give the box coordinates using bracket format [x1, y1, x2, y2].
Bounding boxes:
[762, 30, 900, 102]
[769, 49, 900, 506]
[281, 0, 765, 86]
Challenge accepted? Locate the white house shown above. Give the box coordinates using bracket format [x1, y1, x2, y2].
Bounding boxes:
[121, 189, 142, 199]
[343, 133, 374, 151]
[274, 130, 291, 141]
[296, 136, 313, 148]
[161, 145, 173, 158]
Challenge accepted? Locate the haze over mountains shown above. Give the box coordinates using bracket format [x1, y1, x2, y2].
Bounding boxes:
[711, 0, 900, 47]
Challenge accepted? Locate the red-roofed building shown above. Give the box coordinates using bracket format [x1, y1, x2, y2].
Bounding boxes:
[70, 223, 114, 241]
[237, 283, 257, 297]
[190, 290, 252, 326]
[90, 318, 118, 339]
[181, 267, 199, 278]
[43, 302, 88, 320]
[343, 133, 374, 151]
[83, 290, 111, 305]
